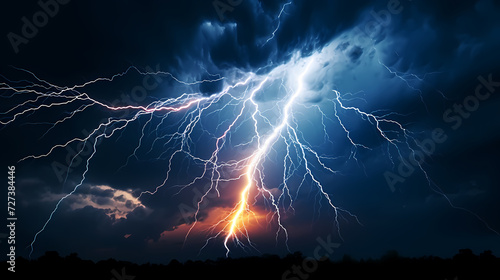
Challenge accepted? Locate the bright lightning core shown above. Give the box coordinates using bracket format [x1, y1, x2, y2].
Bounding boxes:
[3, 35, 419, 258]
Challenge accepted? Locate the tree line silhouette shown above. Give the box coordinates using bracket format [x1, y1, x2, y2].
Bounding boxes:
[2, 248, 498, 280]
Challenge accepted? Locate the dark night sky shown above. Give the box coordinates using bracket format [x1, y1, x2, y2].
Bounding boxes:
[1, 0, 500, 264]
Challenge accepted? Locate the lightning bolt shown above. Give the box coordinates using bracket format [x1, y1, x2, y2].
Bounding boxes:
[2, 30, 497, 260]
[221, 57, 312, 255]
[263, 1, 292, 46]
[187, 51, 363, 256]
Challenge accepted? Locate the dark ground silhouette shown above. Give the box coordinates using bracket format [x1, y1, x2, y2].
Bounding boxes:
[2, 249, 499, 280]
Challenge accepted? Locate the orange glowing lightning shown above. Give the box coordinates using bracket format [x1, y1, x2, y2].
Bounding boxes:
[222, 58, 314, 255]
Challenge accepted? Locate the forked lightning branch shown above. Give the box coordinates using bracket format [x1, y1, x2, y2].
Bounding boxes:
[2, 21, 495, 259]
[1, 40, 418, 257]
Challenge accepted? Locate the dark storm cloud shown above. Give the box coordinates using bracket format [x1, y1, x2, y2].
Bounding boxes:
[2, 0, 498, 79]
[181, 0, 377, 73]
[375, 0, 500, 89]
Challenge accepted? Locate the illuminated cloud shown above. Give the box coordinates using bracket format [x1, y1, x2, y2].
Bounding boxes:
[69, 185, 148, 220]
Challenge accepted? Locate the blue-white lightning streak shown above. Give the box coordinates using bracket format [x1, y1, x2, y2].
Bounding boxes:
[2, 33, 497, 260]
[263, 1, 292, 45]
